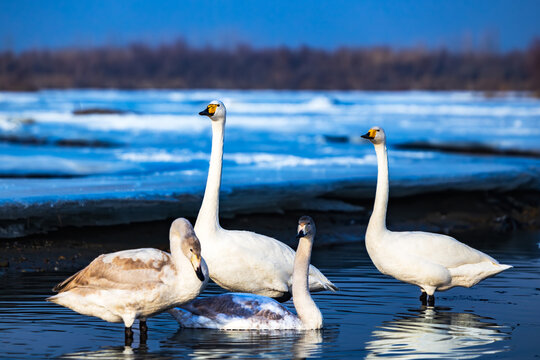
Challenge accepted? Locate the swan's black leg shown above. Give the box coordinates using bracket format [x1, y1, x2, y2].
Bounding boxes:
[140, 320, 148, 333]
[140, 320, 148, 344]
[427, 295, 435, 306]
[273, 292, 292, 303]
[419, 291, 427, 305]
[125, 326, 134, 346]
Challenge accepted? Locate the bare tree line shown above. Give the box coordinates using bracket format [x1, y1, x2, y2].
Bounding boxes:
[1, 39, 539, 92]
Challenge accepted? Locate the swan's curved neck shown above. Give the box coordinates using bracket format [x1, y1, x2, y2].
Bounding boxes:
[292, 236, 323, 329]
[196, 120, 224, 233]
[169, 235, 182, 265]
[368, 143, 389, 235]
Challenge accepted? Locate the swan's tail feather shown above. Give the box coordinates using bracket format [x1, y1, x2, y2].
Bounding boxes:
[325, 283, 339, 292]
[308, 265, 338, 292]
[499, 264, 513, 271]
[45, 295, 58, 303]
[496, 263, 513, 274]
[481, 262, 512, 281]
[449, 261, 512, 288]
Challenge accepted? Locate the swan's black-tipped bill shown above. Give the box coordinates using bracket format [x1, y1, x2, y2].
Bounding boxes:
[199, 108, 211, 116]
[296, 230, 305, 239]
[195, 266, 205, 282]
[361, 132, 374, 140]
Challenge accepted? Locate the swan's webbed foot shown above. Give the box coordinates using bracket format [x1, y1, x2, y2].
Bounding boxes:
[427, 295, 435, 306]
[125, 326, 134, 346]
[273, 292, 292, 303]
[419, 292, 427, 305]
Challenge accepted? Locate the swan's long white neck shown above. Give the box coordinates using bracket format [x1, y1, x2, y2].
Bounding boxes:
[367, 142, 389, 235]
[292, 235, 323, 329]
[195, 120, 224, 233]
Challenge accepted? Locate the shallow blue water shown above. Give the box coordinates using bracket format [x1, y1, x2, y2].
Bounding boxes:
[1, 232, 539, 359]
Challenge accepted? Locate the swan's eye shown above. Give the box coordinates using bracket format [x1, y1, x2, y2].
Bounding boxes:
[190, 249, 193, 253]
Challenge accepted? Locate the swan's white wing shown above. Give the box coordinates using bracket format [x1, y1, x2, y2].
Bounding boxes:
[390, 231, 497, 269]
[216, 230, 294, 294]
[210, 229, 335, 295]
[53, 248, 173, 292]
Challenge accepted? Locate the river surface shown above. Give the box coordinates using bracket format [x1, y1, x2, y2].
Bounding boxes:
[1, 231, 539, 359]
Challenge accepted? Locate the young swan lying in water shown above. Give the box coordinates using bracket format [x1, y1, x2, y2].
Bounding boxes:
[169, 216, 324, 330]
[47, 218, 208, 342]
[361, 126, 512, 306]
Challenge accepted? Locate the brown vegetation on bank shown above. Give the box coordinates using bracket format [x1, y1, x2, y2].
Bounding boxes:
[0, 39, 539, 91]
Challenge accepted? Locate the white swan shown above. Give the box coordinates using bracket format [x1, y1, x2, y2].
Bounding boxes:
[195, 100, 336, 301]
[169, 216, 323, 330]
[47, 218, 209, 342]
[361, 126, 512, 305]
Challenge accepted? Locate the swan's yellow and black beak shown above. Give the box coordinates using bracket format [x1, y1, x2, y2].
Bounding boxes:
[199, 104, 218, 117]
[361, 128, 376, 140]
[190, 254, 205, 282]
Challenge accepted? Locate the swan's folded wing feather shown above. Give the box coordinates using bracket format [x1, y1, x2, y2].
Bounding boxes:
[392, 231, 496, 269]
[53, 248, 172, 292]
[181, 293, 291, 320]
[228, 229, 336, 292]
[227, 230, 294, 293]
[308, 264, 338, 291]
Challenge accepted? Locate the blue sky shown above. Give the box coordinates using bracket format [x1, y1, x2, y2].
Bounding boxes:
[1, 0, 539, 52]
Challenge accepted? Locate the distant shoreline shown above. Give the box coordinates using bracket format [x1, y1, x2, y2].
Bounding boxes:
[1, 40, 539, 92]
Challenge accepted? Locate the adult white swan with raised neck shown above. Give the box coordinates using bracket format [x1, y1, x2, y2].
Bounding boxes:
[194, 100, 336, 302]
[169, 216, 323, 330]
[361, 126, 511, 306]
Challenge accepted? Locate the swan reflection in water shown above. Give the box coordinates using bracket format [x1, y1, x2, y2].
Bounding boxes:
[60, 344, 146, 359]
[365, 307, 510, 359]
[167, 328, 327, 359]
[60, 328, 333, 359]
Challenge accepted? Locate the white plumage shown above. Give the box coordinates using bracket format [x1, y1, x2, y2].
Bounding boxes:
[361, 127, 512, 304]
[195, 101, 336, 301]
